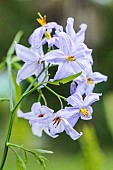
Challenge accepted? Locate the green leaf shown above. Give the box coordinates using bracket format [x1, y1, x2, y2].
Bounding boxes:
[11, 56, 21, 64]
[16, 153, 26, 170]
[48, 72, 82, 85]
[31, 149, 53, 154]
[0, 98, 9, 102]
[7, 31, 23, 57]
[34, 154, 46, 169]
[12, 72, 22, 104]
[24, 151, 28, 165]
[0, 61, 5, 72]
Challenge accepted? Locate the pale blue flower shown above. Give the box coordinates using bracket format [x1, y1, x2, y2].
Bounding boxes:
[18, 102, 82, 140]
[29, 22, 63, 48]
[66, 17, 87, 45]
[44, 32, 89, 80]
[49, 109, 82, 140]
[66, 93, 101, 120]
[15, 43, 48, 85]
[17, 102, 57, 138]
[71, 65, 107, 95]
[66, 17, 93, 64]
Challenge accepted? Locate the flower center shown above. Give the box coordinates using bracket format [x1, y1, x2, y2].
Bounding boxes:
[45, 31, 51, 39]
[86, 77, 93, 84]
[80, 108, 89, 116]
[37, 15, 47, 26]
[38, 114, 45, 117]
[66, 56, 76, 61]
[53, 117, 61, 126]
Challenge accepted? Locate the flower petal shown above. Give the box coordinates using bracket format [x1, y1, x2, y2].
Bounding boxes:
[53, 62, 75, 81]
[17, 109, 34, 120]
[28, 27, 45, 48]
[66, 17, 76, 42]
[44, 49, 65, 64]
[84, 93, 102, 107]
[16, 62, 39, 84]
[62, 119, 82, 140]
[91, 72, 108, 83]
[67, 93, 83, 108]
[15, 43, 38, 62]
[58, 32, 75, 55]
[32, 123, 43, 137]
[75, 24, 87, 44]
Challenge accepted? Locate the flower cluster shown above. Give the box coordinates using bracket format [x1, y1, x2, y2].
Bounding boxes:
[16, 14, 107, 140]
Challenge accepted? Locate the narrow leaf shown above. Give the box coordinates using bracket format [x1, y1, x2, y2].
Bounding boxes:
[0, 61, 5, 72]
[34, 154, 46, 169]
[24, 151, 28, 165]
[31, 149, 53, 154]
[48, 72, 81, 85]
[11, 56, 21, 64]
[7, 31, 23, 57]
[16, 153, 26, 170]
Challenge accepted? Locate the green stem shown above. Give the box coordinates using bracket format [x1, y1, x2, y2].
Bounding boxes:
[0, 65, 48, 170]
[0, 49, 15, 170]
[0, 98, 9, 102]
[7, 142, 35, 155]
[45, 86, 66, 101]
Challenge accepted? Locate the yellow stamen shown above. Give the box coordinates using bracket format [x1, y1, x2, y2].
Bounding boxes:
[66, 56, 76, 61]
[86, 77, 93, 84]
[45, 31, 51, 39]
[37, 15, 47, 26]
[80, 108, 89, 116]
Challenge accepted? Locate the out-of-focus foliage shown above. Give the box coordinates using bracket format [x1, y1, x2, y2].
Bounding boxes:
[79, 123, 104, 170]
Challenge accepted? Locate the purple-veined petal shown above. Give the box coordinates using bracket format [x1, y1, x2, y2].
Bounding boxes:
[44, 49, 65, 64]
[75, 83, 86, 95]
[28, 27, 45, 48]
[66, 17, 76, 42]
[75, 24, 87, 44]
[70, 82, 77, 95]
[44, 125, 58, 138]
[16, 62, 39, 84]
[67, 93, 83, 108]
[31, 102, 41, 114]
[32, 123, 43, 137]
[17, 109, 34, 120]
[91, 72, 108, 83]
[15, 43, 38, 62]
[85, 84, 95, 95]
[49, 119, 65, 136]
[58, 32, 75, 55]
[53, 62, 75, 81]
[64, 107, 80, 127]
[46, 37, 56, 47]
[84, 93, 102, 107]
[62, 119, 82, 140]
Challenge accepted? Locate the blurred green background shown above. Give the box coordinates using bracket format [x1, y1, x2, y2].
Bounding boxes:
[0, 0, 113, 169]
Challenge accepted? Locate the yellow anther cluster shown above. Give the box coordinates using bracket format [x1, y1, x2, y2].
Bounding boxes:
[86, 77, 93, 84]
[80, 108, 89, 116]
[37, 15, 47, 26]
[66, 56, 76, 61]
